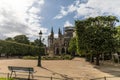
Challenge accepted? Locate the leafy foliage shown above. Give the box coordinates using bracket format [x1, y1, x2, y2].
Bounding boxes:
[115, 26, 120, 52]
[14, 35, 30, 44]
[0, 40, 40, 56]
[5, 37, 14, 41]
[75, 16, 119, 65]
[23, 55, 73, 60]
[68, 37, 77, 54]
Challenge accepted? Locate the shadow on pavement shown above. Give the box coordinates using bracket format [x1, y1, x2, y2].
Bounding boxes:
[40, 66, 74, 80]
[94, 61, 120, 77]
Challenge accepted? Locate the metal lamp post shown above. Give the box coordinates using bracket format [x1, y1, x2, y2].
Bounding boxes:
[64, 41, 67, 54]
[37, 30, 42, 67]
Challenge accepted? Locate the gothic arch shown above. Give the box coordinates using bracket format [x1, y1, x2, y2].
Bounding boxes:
[56, 48, 59, 55]
[61, 48, 65, 54]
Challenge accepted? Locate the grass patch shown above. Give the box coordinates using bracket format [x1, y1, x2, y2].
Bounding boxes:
[22, 56, 38, 60]
[0, 78, 14, 80]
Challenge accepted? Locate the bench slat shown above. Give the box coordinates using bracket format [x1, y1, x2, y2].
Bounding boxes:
[8, 66, 34, 79]
[8, 66, 34, 73]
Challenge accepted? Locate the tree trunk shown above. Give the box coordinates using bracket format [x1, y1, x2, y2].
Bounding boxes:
[91, 54, 94, 63]
[85, 54, 90, 62]
[96, 53, 100, 66]
[6, 53, 9, 58]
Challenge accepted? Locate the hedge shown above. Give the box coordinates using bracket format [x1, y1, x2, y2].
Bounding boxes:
[0, 40, 42, 56]
[23, 55, 73, 60]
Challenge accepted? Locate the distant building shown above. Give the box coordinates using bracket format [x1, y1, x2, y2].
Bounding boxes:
[48, 26, 74, 56]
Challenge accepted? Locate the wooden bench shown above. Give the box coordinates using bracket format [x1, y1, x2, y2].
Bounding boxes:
[8, 66, 35, 79]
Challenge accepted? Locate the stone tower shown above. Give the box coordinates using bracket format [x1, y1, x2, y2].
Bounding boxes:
[48, 27, 54, 56]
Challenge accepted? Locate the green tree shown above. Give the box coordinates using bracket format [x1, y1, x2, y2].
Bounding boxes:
[115, 26, 120, 52]
[68, 37, 77, 55]
[75, 16, 119, 65]
[0, 40, 39, 57]
[34, 39, 40, 46]
[34, 38, 44, 47]
[86, 26, 117, 65]
[75, 20, 87, 55]
[5, 37, 14, 41]
[14, 35, 29, 44]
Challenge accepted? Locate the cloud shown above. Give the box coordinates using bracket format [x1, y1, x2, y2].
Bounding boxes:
[0, 0, 47, 41]
[74, 0, 120, 18]
[54, 0, 120, 20]
[54, 34, 58, 38]
[54, 0, 87, 19]
[64, 21, 73, 27]
[54, 6, 68, 19]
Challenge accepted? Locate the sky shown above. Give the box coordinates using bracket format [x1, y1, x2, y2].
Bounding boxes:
[0, 0, 120, 44]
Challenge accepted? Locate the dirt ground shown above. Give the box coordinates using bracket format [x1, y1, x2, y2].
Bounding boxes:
[0, 57, 120, 80]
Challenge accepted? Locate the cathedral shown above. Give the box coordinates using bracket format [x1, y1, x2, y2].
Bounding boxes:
[48, 26, 75, 56]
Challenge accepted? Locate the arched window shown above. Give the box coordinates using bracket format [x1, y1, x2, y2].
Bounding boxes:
[56, 48, 59, 55]
[61, 48, 65, 54]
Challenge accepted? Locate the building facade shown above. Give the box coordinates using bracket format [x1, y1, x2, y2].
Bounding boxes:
[48, 26, 74, 56]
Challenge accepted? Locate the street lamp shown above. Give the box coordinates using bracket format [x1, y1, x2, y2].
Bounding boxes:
[37, 30, 42, 67]
[64, 41, 67, 54]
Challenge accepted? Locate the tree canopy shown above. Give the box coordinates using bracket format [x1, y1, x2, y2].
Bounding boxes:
[14, 35, 30, 44]
[68, 37, 77, 55]
[5, 37, 13, 41]
[75, 16, 119, 65]
[115, 26, 120, 52]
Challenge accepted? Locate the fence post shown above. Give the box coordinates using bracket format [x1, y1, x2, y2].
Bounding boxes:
[104, 76, 106, 80]
[51, 76, 52, 80]
[7, 73, 9, 79]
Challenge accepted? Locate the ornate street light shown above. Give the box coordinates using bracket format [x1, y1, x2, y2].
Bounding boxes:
[37, 30, 42, 67]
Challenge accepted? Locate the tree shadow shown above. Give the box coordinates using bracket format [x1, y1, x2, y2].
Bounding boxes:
[40, 66, 74, 80]
[94, 62, 120, 77]
[14, 77, 37, 80]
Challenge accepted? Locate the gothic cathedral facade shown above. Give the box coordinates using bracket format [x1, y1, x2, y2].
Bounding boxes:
[48, 26, 74, 56]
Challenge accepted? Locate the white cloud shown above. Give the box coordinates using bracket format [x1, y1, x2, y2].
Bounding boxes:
[54, 6, 68, 19]
[64, 21, 73, 27]
[28, 7, 40, 14]
[75, 0, 120, 18]
[54, 0, 120, 20]
[54, 34, 58, 38]
[54, 0, 80, 19]
[0, 0, 47, 41]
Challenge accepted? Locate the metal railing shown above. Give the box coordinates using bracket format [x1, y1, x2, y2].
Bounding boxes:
[90, 76, 120, 80]
[1, 73, 119, 80]
[0, 72, 63, 80]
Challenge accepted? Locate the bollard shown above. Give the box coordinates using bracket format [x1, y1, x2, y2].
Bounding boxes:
[104, 76, 106, 80]
[7, 73, 9, 79]
[51, 76, 52, 80]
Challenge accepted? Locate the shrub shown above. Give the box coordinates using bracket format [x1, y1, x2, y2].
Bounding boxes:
[23, 55, 73, 60]
[0, 40, 40, 56]
[42, 56, 62, 60]
[61, 54, 73, 60]
[22, 56, 38, 60]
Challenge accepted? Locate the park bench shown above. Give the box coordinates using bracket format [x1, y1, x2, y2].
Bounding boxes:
[8, 66, 35, 79]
